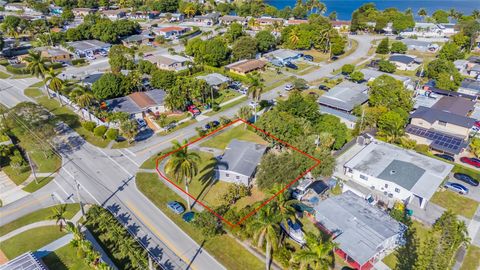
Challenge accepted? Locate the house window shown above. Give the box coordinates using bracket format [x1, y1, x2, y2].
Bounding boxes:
[438, 121, 447, 126]
[385, 183, 389, 188]
[359, 174, 368, 181]
[226, 173, 230, 177]
[395, 188, 400, 193]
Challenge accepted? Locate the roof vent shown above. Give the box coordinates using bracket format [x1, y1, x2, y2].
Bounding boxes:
[390, 170, 396, 175]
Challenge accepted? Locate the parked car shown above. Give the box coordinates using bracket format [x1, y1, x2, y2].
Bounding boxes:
[187, 105, 200, 116]
[330, 56, 339, 61]
[164, 122, 176, 131]
[474, 121, 480, 128]
[136, 118, 147, 128]
[453, 173, 479, 186]
[134, 128, 153, 141]
[460, 157, 480, 168]
[284, 62, 298, 70]
[86, 54, 96, 60]
[444, 182, 469, 195]
[205, 120, 220, 130]
[318, 85, 330, 91]
[249, 101, 258, 108]
[230, 81, 242, 89]
[99, 50, 108, 57]
[238, 87, 248, 95]
[182, 212, 195, 222]
[167, 201, 185, 214]
[434, 153, 455, 162]
[284, 84, 294, 91]
[303, 55, 314, 61]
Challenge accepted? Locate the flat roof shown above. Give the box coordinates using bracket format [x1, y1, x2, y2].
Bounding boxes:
[318, 81, 369, 112]
[360, 68, 410, 82]
[314, 191, 405, 266]
[197, 73, 230, 86]
[217, 139, 267, 177]
[265, 49, 301, 61]
[67, 40, 110, 52]
[344, 141, 453, 200]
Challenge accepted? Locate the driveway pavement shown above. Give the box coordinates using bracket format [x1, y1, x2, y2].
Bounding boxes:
[447, 172, 480, 203]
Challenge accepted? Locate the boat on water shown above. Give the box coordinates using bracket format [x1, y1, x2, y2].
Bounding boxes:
[281, 218, 306, 245]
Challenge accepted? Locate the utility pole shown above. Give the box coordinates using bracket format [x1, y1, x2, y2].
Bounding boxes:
[74, 178, 85, 216]
[148, 255, 154, 270]
[25, 152, 38, 184]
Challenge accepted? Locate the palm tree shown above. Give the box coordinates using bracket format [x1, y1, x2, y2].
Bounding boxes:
[65, 221, 84, 247]
[472, 9, 480, 20]
[292, 232, 337, 270]
[164, 140, 200, 210]
[184, 5, 196, 18]
[44, 67, 64, 106]
[247, 73, 263, 123]
[24, 50, 50, 98]
[289, 28, 300, 47]
[237, 106, 253, 128]
[70, 84, 94, 120]
[248, 205, 282, 270]
[316, 1, 327, 15]
[418, 8, 427, 21]
[50, 204, 68, 231]
[269, 185, 297, 228]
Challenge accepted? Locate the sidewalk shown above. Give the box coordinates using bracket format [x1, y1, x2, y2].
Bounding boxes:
[0, 171, 29, 206]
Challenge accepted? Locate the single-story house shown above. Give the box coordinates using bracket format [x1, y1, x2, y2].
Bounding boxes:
[225, 59, 266, 75]
[467, 64, 480, 78]
[147, 54, 190, 71]
[0, 252, 46, 270]
[285, 19, 308, 26]
[264, 49, 301, 64]
[454, 59, 469, 74]
[388, 54, 421, 71]
[318, 81, 369, 113]
[458, 78, 480, 96]
[33, 47, 71, 62]
[254, 17, 284, 28]
[438, 23, 458, 36]
[121, 34, 153, 47]
[219, 15, 248, 26]
[82, 73, 104, 86]
[153, 26, 189, 39]
[314, 191, 406, 270]
[101, 8, 128, 20]
[66, 40, 111, 57]
[332, 21, 351, 32]
[401, 39, 439, 52]
[215, 139, 267, 185]
[319, 106, 358, 129]
[72, 8, 96, 17]
[197, 73, 231, 88]
[344, 140, 453, 208]
[360, 68, 413, 89]
[106, 89, 167, 119]
[399, 23, 445, 38]
[158, 13, 184, 22]
[193, 13, 220, 26]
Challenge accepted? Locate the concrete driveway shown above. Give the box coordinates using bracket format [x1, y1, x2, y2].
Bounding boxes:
[448, 172, 480, 203]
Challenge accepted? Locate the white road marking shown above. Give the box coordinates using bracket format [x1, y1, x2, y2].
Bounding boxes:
[118, 149, 140, 166]
[62, 167, 101, 205]
[96, 148, 133, 177]
[51, 191, 66, 203]
[123, 148, 137, 157]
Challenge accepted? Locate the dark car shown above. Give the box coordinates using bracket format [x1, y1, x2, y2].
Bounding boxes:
[167, 201, 185, 214]
[460, 157, 480, 168]
[444, 182, 469, 195]
[330, 56, 339, 61]
[434, 154, 455, 162]
[284, 62, 298, 70]
[205, 120, 220, 130]
[303, 55, 314, 61]
[134, 128, 154, 141]
[318, 85, 330, 91]
[395, 36, 404, 40]
[453, 173, 479, 186]
[182, 212, 195, 222]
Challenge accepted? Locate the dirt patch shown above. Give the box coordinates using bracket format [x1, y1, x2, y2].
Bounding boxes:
[0, 249, 9, 264]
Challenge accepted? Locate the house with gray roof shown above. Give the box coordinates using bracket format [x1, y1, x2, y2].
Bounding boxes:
[318, 81, 369, 113]
[215, 140, 267, 185]
[459, 78, 480, 96]
[314, 191, 406, 269]
[264, 49, 302, 64]
[360, 68, 413, 89]
[106, 89, 166, 119]
[388, 54, 421, 71]
[197, 73, 231, 88]
[344, 140, 453, 208]
[401, 39, 439, 52]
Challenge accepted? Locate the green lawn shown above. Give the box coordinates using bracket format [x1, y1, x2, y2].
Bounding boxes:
[35, 96, 110, 148]
[135, 172, 264, 270]
[42, 244, 94, 270]
[158, 119, 196, 136]
[0, 204, 80, 237]
[199, 125, 267, 150]
[214, 89, 241, 104]
[22, 177, 54, 193]
[430, 189, 479, 219]
[204, 96, 248, 116]
[24, 88, 43, 98]
[1, 226, 67, 259]
[0, 71, 10, 79]
[2, 165, 31, 185]
[460, 245, 480, 270]
[28, 151, 61, 173]
[140, 151, 165, 170]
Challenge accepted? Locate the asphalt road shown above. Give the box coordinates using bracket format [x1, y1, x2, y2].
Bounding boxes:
[0, 77, 40, 108]
[0, 34, 376, 270]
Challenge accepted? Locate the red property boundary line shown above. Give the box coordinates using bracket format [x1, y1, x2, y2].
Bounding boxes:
[155, 118, 321, 228]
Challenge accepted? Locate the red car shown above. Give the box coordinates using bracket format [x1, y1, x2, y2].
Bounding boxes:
[460, 157, 480, 168]
[187, 105, 200, 116]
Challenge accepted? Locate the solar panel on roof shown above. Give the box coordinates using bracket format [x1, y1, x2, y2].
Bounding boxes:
[406, 125, 468, 154]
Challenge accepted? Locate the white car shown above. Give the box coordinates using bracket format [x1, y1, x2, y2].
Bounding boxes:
[285, 84, 294, 91]
[86, 54, 96, 60]
[248, 101, 258, 108]
[136, 118, 147, 128]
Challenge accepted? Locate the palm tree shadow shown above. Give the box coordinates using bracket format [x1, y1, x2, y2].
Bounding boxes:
[191, 158, 218, 209]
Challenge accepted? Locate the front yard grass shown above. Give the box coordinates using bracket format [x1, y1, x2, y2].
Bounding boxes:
[42, 244, 94, 270]
[2, 165, 31, 185]
[204, 96, 248, 116]
[1, 226, 67, 259]
[0, 71, 10, 79]
[24, 87, 43, 98]
[199, 124, 267, 150]
[0, 204, 80, 237]
[135, 172, 264, 270]
[22, 177, 54, 193]
[430, 189, 479, 219]
[460, 245, 480, 270]
[28, 151, 61, 173]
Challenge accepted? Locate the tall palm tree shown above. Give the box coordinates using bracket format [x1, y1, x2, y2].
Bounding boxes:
[292, 232, 337, 270]
[316, 1, 327, 15]
[247, 73, 263, 123]
[269, 185, 297, 229]
[472, 9, 480, 20]
[70, 84, 94, 120]
[24, 50, 50, 98]
[237, 106, 253, 128]
[248, 205, 282, 270]
[289, 28, 300, 47]
[44, 67, 64, 106]
[418, 8, 427, 21]
[164, 140, 200, 210]
[50, 204, 68, 231]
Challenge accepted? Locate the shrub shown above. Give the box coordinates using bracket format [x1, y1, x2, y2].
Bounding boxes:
[341, 64, 355, 74]
[93, 125, 107, 137]
[378, 60, 396, 73]
[6, 65, 28, 74]
[47, 62, 63, 69]
[105, 128, 119, 141]
[415, 144, 430, 153]
[81, 121, 97, 132]
[71, 59, 86, 66]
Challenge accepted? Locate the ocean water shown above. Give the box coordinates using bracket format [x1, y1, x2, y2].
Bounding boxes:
[266, 0, 480, 20]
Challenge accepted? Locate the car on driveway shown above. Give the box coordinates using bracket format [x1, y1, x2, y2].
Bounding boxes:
[135, 128, 153, 141]
[460, 157, 480, 168]
[167, 201, 185, 214]
[453, 173, 479, 186]
[285, 84, 294, 91]
[187, 105, 201, 116]
[284, 62, 298, 70]
[136, 118, 147, 128]
[434, 154, 455, 162]
[318, 85, 330, 91]
[303, 55, 314, 61]
[444, 182, 469, 195]
[204, 121, 219, 130]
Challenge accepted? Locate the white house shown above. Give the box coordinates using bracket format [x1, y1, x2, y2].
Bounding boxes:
[215, 140, 267, 185]
[400, 23, 445, 38]
[343, 140, 453, 209]
[388, 54, 421, 71]
[106, 90, 166, 119]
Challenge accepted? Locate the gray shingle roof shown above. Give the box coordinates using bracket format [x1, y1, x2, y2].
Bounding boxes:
[318, 81, 369, 112]
[461, 79, 480, 92]
[431, 96, 475, 116]
[360, 68, 410, 83]
[411, 106, 476, 128]
[314, 191, 405, 266]
[377, 160, 426, 190]
[197, 73, 230, 87]
[388, 54, 416, 65]
[217, 140, 267, 177]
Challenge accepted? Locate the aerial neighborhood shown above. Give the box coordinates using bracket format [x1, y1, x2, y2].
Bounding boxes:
[1, 0, 480, 270]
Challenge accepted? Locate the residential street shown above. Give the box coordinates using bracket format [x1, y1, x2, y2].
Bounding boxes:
[0, 34, 376, 270]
